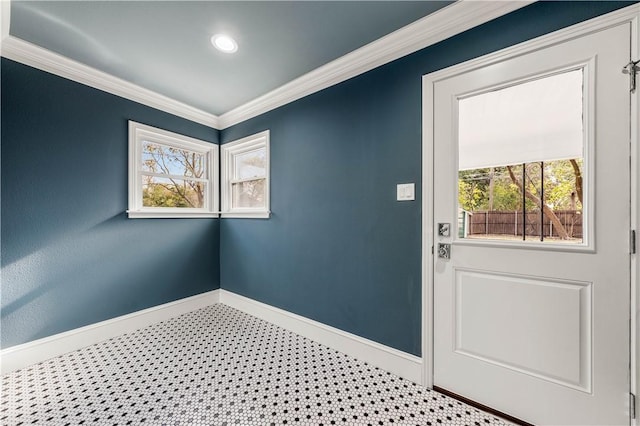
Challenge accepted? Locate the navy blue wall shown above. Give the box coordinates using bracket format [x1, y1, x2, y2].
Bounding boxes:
[220, 1, 637, 356]
[1, 59, 220, 348]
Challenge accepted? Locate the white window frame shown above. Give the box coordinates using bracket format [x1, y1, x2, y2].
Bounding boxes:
[221, 130, 270, 218]
[128, 121, 219, 218]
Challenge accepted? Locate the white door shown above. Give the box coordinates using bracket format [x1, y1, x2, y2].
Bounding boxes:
[430, 23, 632, 425]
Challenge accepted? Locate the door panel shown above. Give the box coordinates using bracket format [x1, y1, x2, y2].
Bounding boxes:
[454, 269, 591, 391]
[431, 23, 631, 425]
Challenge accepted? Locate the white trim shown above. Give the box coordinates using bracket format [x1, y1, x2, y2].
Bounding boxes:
[217, 1, 532, 129]
[221, 211, 271, 219]
[421, 68, 435, 388]
[421, 0, 640, 398]
[0, 1, 529, 130]
[0, 36, 219, 128]
[0, 290, 221, 375]
[128, 120, 219, 219]
[219, 290, 424, 385]
[420, 5, 640, 85]
[221, 131, 270, 218]
[0, 0, 10, 43]
[2, 289, 424, 385]
[126, 211, 219, 219]
[631, 7, 640, 426]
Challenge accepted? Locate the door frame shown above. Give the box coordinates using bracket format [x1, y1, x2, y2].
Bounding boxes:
[421, 3, 640, 421]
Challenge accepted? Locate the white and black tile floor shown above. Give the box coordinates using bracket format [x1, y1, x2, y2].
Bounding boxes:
[2, 304, 513, 425]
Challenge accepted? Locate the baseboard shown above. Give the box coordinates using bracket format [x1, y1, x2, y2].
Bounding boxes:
[2, 289, 424, 385]
[219, 290, 424, 385]
[1, 289, 220, 374]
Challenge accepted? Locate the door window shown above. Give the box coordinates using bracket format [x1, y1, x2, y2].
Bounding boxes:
[457, 70, 585, 244]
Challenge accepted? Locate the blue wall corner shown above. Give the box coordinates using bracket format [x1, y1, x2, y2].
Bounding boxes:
[219, 1, 637, 357]
[1, 58, 221, 348]
[220, 67, 423, 355]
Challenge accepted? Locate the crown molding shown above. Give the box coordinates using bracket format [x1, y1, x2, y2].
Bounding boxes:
[0, 35, 220, 129]
[217, 0, 533, 129]
[1, 0, 10, 42]
[1, 1, 532, 131]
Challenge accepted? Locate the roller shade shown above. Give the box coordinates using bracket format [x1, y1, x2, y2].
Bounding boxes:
[458, 70, 584, 171]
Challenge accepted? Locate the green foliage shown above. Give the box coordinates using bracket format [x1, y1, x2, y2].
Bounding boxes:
[143, 183, 203, 208]
[458, 159, 582, 212]
[491, 181, 522, 211]
[141, 142, 205, 208]
[458, 179, 484, 211]
[545, 159, 583, 210]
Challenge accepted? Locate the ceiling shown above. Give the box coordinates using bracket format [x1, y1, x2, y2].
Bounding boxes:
[8, 1, 452, 117]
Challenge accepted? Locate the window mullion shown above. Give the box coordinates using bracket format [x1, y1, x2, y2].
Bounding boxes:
[141, 171, 209, 183]
[230, 176, 266, 184]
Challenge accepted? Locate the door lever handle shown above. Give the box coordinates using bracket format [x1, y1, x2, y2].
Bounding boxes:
[438, 243, 451, 259]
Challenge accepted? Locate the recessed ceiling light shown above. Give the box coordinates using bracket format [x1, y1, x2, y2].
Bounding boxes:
[211, 34, 238, 53]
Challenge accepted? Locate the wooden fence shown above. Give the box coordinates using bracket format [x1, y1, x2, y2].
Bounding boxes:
[467, 210, 583, 239]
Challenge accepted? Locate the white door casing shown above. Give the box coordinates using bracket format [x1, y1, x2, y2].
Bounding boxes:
[422, 6, 640, 426]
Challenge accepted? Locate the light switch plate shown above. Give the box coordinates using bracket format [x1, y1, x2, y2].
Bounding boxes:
[396, 183, 415, 201]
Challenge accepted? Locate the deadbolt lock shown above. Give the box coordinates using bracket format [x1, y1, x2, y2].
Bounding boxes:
[438, 223, 451, 237]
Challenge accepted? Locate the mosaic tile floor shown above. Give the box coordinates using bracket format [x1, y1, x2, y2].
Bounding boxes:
[1, 304, 513, 425]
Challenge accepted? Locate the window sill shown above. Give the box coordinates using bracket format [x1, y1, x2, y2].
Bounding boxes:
[221, 211, 271, 219]
[127, 210, 220, 219]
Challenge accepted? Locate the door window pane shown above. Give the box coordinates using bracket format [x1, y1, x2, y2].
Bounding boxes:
[457, 70, 584, 244]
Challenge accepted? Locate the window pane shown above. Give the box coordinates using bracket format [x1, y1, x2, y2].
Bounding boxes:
[143, 176, 205, 208]
[142, 142, 205, 179]
[457, 70, 584, 244]
[232, 179, 265, 208]
[459, 161, 583, 243]
[523, 162, 544, 241]
[234, 149, 266, 180]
